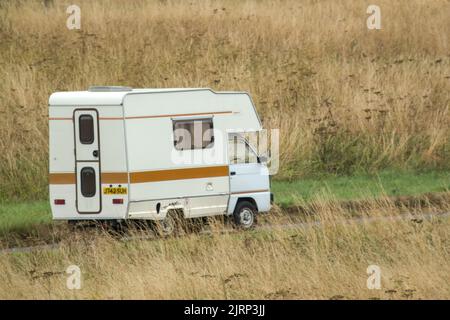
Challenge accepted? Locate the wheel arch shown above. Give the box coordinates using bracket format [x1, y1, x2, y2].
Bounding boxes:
[234, 197, 258, 212]
[166, 207, 187, 219]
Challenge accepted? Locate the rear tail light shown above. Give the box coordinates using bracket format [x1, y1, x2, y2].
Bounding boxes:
[54, 199, 65, 205]
[112, 198, 124, 204]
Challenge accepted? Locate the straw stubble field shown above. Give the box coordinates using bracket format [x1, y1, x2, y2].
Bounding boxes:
[0, 0, 449, 200]
[1, 198, 449, 299]
[0, 0, 449, 299]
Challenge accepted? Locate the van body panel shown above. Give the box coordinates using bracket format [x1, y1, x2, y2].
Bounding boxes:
[49, 105, 129, 220]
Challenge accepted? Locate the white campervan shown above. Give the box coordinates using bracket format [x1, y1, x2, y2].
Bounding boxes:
[49, 87, 272, 233]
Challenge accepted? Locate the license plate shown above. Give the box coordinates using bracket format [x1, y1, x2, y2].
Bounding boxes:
[103, 187, 127, 195]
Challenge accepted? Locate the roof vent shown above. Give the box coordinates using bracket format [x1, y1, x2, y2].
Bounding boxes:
[88, 86, 132, 92]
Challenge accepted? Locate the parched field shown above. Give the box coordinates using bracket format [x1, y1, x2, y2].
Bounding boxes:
[0, 0, 449, 300]
[1, 199, 449, 299]
[1, 170, 449, 236]
[0, 0, 449, 201]
[0, 174, 449, 299]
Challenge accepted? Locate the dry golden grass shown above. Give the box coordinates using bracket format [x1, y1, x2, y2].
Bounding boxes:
[0, 0, 449, 200]
[1, 0, 448, 300]
[0, 198, 449, 299]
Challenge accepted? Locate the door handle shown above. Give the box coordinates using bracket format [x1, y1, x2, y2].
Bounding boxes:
[93, 150, 99, 158]
[230, 171, 236, 176]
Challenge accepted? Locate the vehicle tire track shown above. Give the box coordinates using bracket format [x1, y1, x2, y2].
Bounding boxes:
[1, 210, 449, 255]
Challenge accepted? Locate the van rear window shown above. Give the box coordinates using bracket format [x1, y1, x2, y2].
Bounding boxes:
[80, 167, 96, 197]
[79, 115, 94, 144]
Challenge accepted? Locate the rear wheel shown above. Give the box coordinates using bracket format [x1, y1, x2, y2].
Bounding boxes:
[154, 210, 185, 237]
[233, 201, 257, 229]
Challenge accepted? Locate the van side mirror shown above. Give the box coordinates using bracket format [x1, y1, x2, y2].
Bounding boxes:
[258, 155, 268, 163]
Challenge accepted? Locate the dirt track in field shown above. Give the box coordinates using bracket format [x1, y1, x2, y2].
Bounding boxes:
[0, 211, 450, 254]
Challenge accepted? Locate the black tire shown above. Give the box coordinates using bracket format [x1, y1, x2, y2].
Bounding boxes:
[67, 220, 78, 231]
[233, 201, 257, 229]
[154, 210, 185, 237]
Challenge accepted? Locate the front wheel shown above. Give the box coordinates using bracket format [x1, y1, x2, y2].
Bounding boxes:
[233, 201, 257, 229]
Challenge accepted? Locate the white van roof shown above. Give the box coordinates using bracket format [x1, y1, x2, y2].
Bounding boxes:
[49, 87, 248, 106]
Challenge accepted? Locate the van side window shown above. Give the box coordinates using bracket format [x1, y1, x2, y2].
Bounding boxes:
[80, 167, 96, 197]
[79, 115, 94, 144]
[228, 136, 258, 164]
[173, 118, 214, 150]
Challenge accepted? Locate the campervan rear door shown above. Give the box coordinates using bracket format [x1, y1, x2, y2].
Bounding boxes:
[73, 109, 101, 213]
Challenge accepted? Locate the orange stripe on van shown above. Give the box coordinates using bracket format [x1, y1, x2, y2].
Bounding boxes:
[50, 111, 233, 121]
[49, 173, 76, 184]
[130, 166, 229, 183]
[101, 172, 128, 184]
[49, 172, 128, 185]
[49, 167, 228, 185]
[49, 117, 72, 120]
[125, 111, 233, 120]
